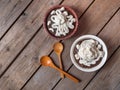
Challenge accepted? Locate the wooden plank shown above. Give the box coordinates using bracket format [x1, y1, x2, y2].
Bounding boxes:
[0, 27, 58, 90]
[0, 0, 94, 90]
[85, 48, 120, 90]
[22, 0, 120, 90]
[62, 0, 95, 16]
[52, 9, 120, 90]
[0, 0, 32, 39]
[0, 0, 62, 89]
[0, 0, 62, 77]
[85, 9, 120, 90]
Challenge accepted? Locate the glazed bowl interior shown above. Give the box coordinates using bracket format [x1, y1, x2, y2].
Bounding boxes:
[70, 35, 108, 72]
[44, 5, 78, 40]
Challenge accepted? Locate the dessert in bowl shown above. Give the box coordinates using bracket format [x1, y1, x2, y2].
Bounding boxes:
[44, 5, 78, 40]
[70, 35, 108, 72]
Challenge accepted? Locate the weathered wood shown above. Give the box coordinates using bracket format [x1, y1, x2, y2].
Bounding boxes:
[0, 27, 58, 90]
[0, 0, 94, 90]
[85, 48, 120, 90]
[85, 9, 120, 90]
[52, 9, 120, 90]
[62, 0, 95, 17]
[0, 0, 62, 77]
[0, 0, 32, 39]
[22, 0, 120, 90]
[0, 0, 62, 89]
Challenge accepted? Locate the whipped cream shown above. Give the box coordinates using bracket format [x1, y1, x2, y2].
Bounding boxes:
[74, 39, 104, 66]
[47, 7, 76, 36]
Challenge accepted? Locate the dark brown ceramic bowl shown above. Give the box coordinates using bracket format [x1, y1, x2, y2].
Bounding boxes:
[44, 5, 78, 40]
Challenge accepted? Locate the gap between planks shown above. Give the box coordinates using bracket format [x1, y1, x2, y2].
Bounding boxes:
[0, 0, 64, 79]
[0, 0, 34, 41]
[0, 25, 43, 78]
[97, 7, 120, 36]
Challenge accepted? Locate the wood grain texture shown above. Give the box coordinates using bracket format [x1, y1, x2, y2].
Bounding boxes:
[53, 8, 120, 90]
[23, 0, 120, 90]
[0, 0, 61, 77]
[0, 0, 94, 90]
[0, 0, 32, 39]
[85, 9, 120, 90]
[62, 0, 94, 17]
[0, 0, 62, 89]
[0, 27, 58, 90]
[85, 48, 120, 90]
[0, 0, 119, 90]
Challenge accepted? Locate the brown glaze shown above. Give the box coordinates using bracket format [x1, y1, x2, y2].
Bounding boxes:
[44, 5, 78, 40]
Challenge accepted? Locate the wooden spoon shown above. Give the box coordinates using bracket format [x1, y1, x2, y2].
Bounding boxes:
[53, 42, 64, 78]
[40, 56, 79, 83]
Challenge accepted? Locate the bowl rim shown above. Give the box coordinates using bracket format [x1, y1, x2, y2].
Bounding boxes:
[43, 5, 78, 40]
[70, 35, 108, 72]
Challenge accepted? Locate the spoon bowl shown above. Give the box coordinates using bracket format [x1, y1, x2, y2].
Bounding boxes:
[53, 42, 64, 78]
[40, 56, 53, 66]
[53, 42, 63, 54]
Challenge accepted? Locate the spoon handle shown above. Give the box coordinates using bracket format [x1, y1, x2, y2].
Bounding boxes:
[52, 65, 79, 83]
[58, 54, 64, 78]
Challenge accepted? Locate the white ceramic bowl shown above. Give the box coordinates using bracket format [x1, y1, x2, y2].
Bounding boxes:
[70, 35, 108, 72]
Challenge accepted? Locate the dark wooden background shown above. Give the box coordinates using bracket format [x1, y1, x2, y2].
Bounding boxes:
[0, 0, 120, 90]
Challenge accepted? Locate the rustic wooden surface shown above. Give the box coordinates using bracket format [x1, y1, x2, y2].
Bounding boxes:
[0, 0, 120, 90]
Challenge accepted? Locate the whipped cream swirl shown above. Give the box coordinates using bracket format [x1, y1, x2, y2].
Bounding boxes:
[47, 7, 76, 36]
[74, 39, 104, 66]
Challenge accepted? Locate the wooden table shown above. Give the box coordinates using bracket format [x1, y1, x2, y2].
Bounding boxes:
[0, 0, 120, 90]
